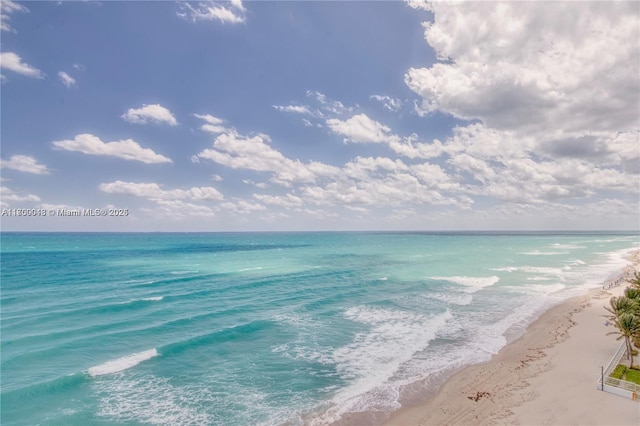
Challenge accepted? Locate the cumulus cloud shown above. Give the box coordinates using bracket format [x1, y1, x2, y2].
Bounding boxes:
[1, 0, 28, 33]
[197, 133, 284, 172]
[58, 71, 76, 88]
[327, 113, 399, 144]
[52, 134, 172, 164]
[193, 115, 469, 212]
[144, 199, 216, 219]
[177, 1, 246, 24]
[253, 193, 304, 208]
[387, 134, 445, 160]
[122, 104, 178, 126]
[196, 131, 340, 186]
[272, 105, 313, 115]
[399, 1, 640, 211]
[0, 52, 44, 78]
[100, 180, 223, 220]
[405, 2, 639, 135]
[1, 186, 40, 203]
[220, 200, 266, 214]
[99, 180, 223, 201]
[193, 113, 229, 134]
[1, 155, 49, 175]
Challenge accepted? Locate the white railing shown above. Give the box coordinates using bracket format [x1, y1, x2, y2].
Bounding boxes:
[597, 342, 640, 401]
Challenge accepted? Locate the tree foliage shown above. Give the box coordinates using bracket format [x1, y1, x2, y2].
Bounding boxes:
[607, 275, 640, 367]
[627, 272, 640, 289]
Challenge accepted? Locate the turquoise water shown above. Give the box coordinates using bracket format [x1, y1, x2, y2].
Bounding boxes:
[1, 232, 638, 425]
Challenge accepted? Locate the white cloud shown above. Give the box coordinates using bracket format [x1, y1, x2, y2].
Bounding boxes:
[306, 90, 354, 115]
[443, 124, 534, 161]
[275, 91, 358, 128]
[405, 0, 430, 11]
[40, 202, 87, 212]
[1, 186, 40, 203]
[189, 97, 637, 226]
[99, 180, 223, 201]
[220, 200, 266, 214]
[229, 0, 245, 12]
[197, 132, 285, 173]
[193, 113, 230, 134]
[370, 95, 403, 112]
[1, 0, 28, 33]
[327, 113, 398, 144]
[195, 130, 341, 186]
[194, 113, 224, 125]
[193, 116, 470, 212]
[397, 1, 640, 215]
[52, 134, 173, 164]
[100, 181, 223, 220]
[242, 179, 267, 189]
[148, 199, 216, 219]
[387, 134, 445, 160]
[58, 71, 76, 88]
[253, 193, 304, 208]
[298, 171, 459, 208]
[177, 1, 246, 24]
[122, 104, 178, 126]
[0, 52, 44, 78]
[405, 2, 639, 135]
[273, 105, 313, 115]
[1, 155, 50, 175]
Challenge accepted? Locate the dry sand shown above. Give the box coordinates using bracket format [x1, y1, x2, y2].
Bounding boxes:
[386, 250, 640, 426]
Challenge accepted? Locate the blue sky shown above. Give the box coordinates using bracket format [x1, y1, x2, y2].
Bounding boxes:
[1, 0, 639, 232]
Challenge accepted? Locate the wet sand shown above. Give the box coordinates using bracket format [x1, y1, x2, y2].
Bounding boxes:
[386, 251, 640, 426]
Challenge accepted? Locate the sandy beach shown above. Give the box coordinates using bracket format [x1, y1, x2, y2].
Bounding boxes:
[386, 250, 640, 426]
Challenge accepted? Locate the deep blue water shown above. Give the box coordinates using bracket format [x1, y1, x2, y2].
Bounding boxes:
[1, 232, 638, 425]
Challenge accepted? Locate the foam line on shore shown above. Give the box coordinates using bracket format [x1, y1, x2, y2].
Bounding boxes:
[385, 249, 640, 426]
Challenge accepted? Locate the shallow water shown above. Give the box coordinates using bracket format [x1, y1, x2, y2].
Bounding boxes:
[1, 232, 637, 425]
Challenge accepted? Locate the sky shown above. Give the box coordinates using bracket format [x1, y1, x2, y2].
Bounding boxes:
[1, 0, 639, 232]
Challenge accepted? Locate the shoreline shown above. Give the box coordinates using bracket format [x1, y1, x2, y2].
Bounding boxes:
[385, 249, 640, 426]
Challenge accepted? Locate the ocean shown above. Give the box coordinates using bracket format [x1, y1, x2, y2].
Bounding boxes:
[1, 232, 638, 425]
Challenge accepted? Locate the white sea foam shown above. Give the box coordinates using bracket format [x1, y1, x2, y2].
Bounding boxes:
[88, 349, 158, 377]
[95, 374, 213, 425]
[504, 283, 566, 295]
[311, 306, 452, 424]
[430, 276, 500, 293]
[467, 297, 547, 357]
[552, 243, 586, 249]
[169, 270, 198, 275]
[491, 266, 519, 272]
[491, 266, 565, 276]
[272, 312, 319, 329]
[427, 292, 473, 306]
[238, 266, 264, 272]
[521, 250, 568, 255]
[117, 296, 164, 305]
